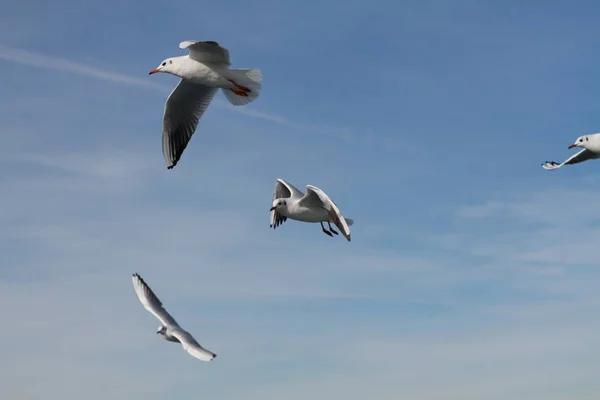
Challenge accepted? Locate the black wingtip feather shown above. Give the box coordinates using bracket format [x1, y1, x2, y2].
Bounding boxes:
[133, 273, 149, 288]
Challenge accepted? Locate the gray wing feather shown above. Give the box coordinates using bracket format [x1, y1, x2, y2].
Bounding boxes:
[172, 329, 217, 361]
[300, 185, 352, 242]
[274, 179, 304, 199]
[541, 149, 599, 170]
[162, 79, 218, 169]
[180, 40, 231, 66]
[132, 274, 180, 328]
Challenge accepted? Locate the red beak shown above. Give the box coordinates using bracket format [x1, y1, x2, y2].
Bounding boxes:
[148, 69, 160, 75]
[568, 143, 577, 149]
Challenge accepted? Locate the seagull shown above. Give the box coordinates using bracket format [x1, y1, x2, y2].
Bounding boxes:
[149, 40, 262, 169]
[131, 273, 216, 362]
[269, 178, 354, 242]
[542, 133, 600, 170]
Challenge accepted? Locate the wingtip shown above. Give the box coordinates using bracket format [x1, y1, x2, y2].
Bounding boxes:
[132, 273, 149, 287]
[541, 161, 559, 170]
[166, 159, 178, 170]
[132, 273, 141, 288]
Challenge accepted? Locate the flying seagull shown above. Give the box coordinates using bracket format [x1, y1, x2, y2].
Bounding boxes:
[269, 178, 354, 241]
[149, 40, 262, 169]
[132, 273, 216, 361]
[542, 132, 600, 170]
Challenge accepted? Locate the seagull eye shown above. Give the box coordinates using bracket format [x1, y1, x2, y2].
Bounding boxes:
[162, 62, 166, 66]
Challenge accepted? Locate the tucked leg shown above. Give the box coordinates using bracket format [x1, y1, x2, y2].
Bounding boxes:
[320, 222, 333, 237]
[327, 221, 338, 235]
[229, 88, 249, 97]
[228, 79, 251, 93]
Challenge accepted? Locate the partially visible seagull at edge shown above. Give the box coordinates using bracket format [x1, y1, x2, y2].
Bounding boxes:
[542, 132, 600, 170]
[149, 40, 262, 169]
[270, 178, 354, 242]
[132, 273, 217, 362]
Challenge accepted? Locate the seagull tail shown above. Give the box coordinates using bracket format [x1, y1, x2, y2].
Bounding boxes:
[344, 218, 354, 226]
[222, 68, 262, 106]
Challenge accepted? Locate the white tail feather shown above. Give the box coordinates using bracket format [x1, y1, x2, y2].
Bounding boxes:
[234, 68, 262, 89]
[221, 68, 262, 106]
[222, 88, 260, 105]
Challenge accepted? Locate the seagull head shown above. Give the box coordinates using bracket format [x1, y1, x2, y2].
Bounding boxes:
[270, 199, 287, 212]
[569, 135, 590, 149]
[156, 325, 167, 335]
[149, 58, 175, 75]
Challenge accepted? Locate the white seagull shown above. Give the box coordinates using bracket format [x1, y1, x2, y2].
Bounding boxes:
[149, 40, 262, 169]
[131, 273, 216, 362]
[542, 133, 600, 171]
[269, 178, 354, 242]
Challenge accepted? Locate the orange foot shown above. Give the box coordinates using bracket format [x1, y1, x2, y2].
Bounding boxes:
[228, 79, 251, 93]
[230, 89, 249, 97]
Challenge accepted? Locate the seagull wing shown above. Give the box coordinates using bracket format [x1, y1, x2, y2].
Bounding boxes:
[270, 178, 304, 229]
[132, 273, 181, 329]
[162, 79, 218, 169]
[180, 40, 231, 66]
[171, 329, 217, 362]
[541, 148, 599, 170]
[300, 185, 352, 242]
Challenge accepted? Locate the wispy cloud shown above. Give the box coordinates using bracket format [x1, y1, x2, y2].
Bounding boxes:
[428, 186, 600, 298]
[0, 44, 165, 89]
[0, 44, 287, 124]
[220, 102, 287, 124]
[0, 44, 396, 142]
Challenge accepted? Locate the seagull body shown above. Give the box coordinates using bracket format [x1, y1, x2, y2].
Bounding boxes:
[270, 178, 354, 242]
[149, 40, 262, 169]
[542, 133, 600, 171]
[131, 273, 216, 362]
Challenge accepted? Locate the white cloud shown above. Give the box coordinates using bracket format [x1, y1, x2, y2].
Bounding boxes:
[2, 141, 599, 399]
[0, 44, 166, 89]
[230, 299, 600, 400]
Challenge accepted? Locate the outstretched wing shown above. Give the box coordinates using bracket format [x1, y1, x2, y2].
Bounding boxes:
[172, 329, 217, 362]
[300, 185, 352, 242]
[541, 149, 599, 171]
[270, 179, 304, 229]
[162, 79, 218, 169]
[132, 273, 180, 329]
[180, 40, 231, 66]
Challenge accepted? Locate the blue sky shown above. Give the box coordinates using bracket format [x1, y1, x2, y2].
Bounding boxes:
[1, 0, 600, 399]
